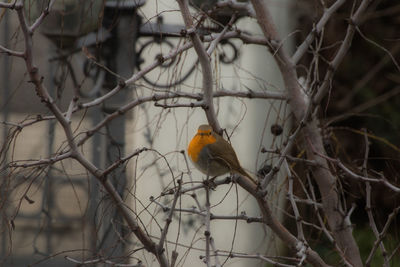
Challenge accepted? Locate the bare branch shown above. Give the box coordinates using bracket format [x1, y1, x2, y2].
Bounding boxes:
[0, 0, 17, 9]
[12, 2, 169, 266]
[284, 160, 306, 243]
[292, 0, 347, 64]
[363, 129, 389, 266]
[313, 0, 375, 104]
[0, 44, 25, 57]
[204, 177, 212, 267]
[207, 15, 235, 56]
[209, 237, 222, 267]
[355, 26, 400, 73]
[233, 175, 330, 267]
[181, 151, 204, 210]
[65, 256, 142, 266]
[337, 161, 400, 193]
[215, 88, 286, 100]
[154, 101, 204, 109]
[215, 251, 298, 267]
[216, 0, 255, 18]
[260, 106, 307, 191]
[177, 0, 221, 133]
[366, 206, 400, 266]
[101, 147, 148, 178]
[8, 151, 72, 168]
[158, 178, 182, 254]
[29, 0, 55, 32]
[250, 0, 366, 265]
[152, 197, 263, 223]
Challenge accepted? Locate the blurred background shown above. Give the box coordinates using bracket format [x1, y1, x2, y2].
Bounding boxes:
[1, 0, 399, 266]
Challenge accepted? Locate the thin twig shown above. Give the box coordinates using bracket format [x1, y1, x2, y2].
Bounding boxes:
[363, 129, 389, 267]
[355, 26, 400, 73]
[313, 0, 375, 104]
[101, 147, 148, 178]
[209, 237, 222, 267]
[182, 151, 204, 211]
[260, 99, 310, 191]
[65, 256, 142, 266]
[152, 200, 264, 223]
[29, 0, 55, 32]
[284, 160, 306, 243]
[292, 0, 347, 64]
[8, 151, 72, 168]
[367, 206, 400, 266]
[204, 177, 212, 267]
[306, 174, 354, 267]
[216, 0, 255, 17]
[0, 44, 25, 57]
[215, 251, 298, 267]
[207, 15, 236, 56]
[158, 178, 182, 253]
[387, 242, 400, 263]
[250, 0, 368, 264]
[337, 161, 400, 193]
[0, 0, 17, 9]
[13, 3, 169, 266]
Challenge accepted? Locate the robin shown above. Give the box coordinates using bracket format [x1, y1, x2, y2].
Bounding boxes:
[187, 124, 254, 181]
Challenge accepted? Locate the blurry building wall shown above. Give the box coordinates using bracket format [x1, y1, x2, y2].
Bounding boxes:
[0, 0, 294, 266]
[129, 0, 294, 265]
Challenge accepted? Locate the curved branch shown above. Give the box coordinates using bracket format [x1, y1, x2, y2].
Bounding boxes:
[0, 1, 17, 8]
[249, 0, 371, 266]
[292, 0, 347, 64]
[177, 0, 221, 133]
[313, 0, 374, 104]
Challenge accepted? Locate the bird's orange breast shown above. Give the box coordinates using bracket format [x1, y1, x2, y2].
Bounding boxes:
[188, 132, 216, 162]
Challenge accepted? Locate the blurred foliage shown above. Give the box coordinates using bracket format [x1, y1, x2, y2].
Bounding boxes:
[354, 225, 400, 266]
[307, 225, 400, 266]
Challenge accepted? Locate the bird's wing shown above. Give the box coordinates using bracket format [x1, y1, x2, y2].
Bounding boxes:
[209, 133, 256, 183]
[207, 134, 242, 170]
